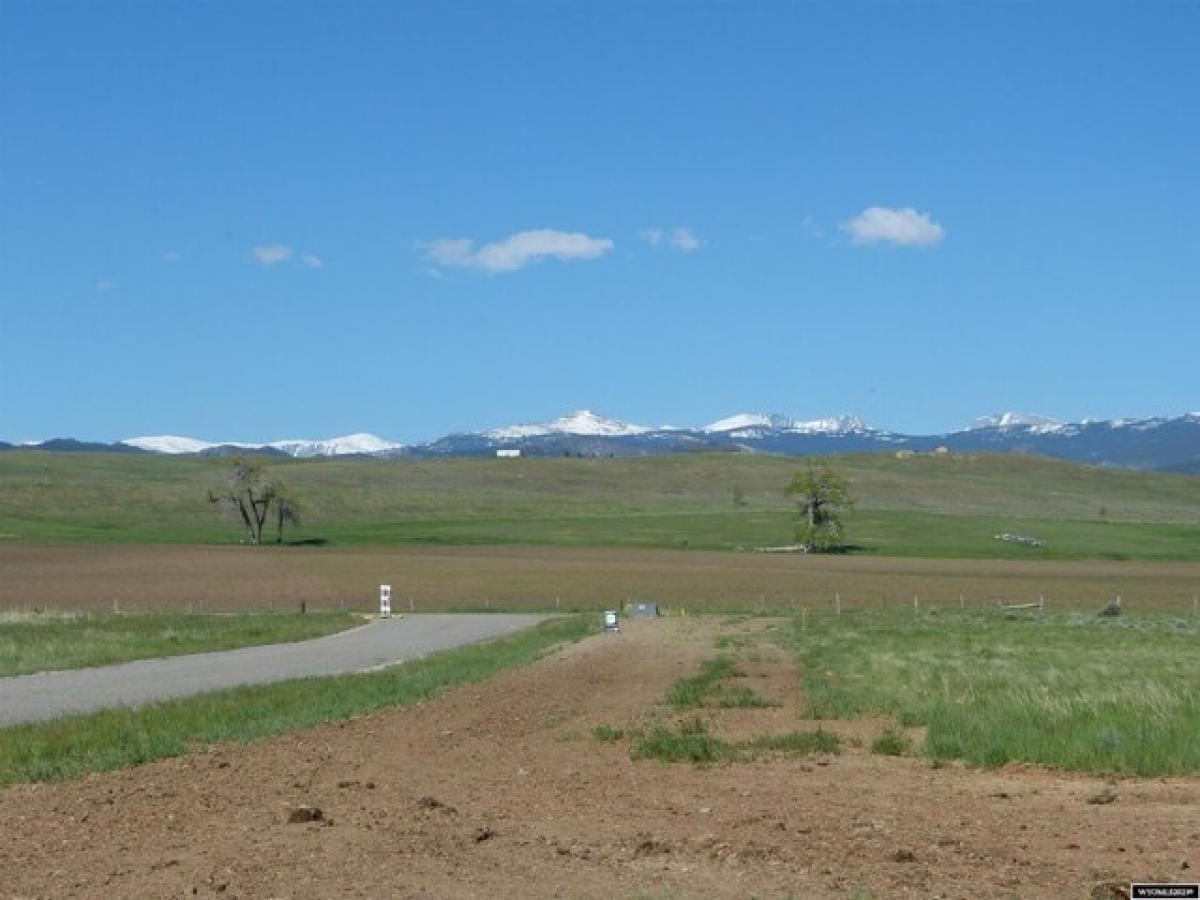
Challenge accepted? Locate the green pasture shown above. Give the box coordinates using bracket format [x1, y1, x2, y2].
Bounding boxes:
[780, 608, 1200, 775]
[1, 450, 1197, 560]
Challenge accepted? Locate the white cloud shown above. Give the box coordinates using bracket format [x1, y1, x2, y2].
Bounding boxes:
[422, 229, 613, 273]
[302, 253, 324, 269]
[95, 279, 114, 292]
[424, 238, 475, 267]
[841, 207, 944, 247]
[641, 226, 701, 252]
[253, 244, 294, 265]
[670, 227, 700, 251]
[802, 216, 824, 239]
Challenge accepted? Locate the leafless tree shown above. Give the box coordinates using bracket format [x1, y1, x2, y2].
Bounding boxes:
[209, 457, 277, 545]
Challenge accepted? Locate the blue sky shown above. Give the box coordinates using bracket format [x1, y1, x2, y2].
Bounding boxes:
[1, 2, 1197, 443]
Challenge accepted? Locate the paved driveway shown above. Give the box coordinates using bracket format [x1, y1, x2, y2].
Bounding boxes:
[0, 614, 549, 726]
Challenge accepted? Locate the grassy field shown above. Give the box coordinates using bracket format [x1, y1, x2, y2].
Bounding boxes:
[2, 449, 1198, 560]
[0, 611, 360, 677]
[778, 608, 1200, 775]
[0, 615, 591, 787]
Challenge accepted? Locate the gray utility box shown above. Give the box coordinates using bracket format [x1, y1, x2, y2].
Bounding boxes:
[628, 602, 660, 617]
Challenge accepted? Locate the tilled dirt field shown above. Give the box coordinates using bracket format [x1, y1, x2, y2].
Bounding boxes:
[5, 543, 1200, 614]
[2, 617, 1197, 899]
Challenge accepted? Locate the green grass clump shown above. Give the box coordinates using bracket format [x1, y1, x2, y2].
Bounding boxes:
[631, 721, 839, 764]
[0, 611, 359, 677]
[0, 616, 591, 787]
[783, 609, 1200, 775]
[870, 728, 912, 757]
[631, 718, 735, 764]
[667, 656, 741, 708]
[592, 724, 626, 742]
[665, 655, 777, 709]
[742, 730, 841, 757]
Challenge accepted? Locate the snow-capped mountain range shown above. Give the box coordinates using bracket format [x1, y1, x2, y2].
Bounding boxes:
[484, 409, 657, 439]
[704, 413, 870, 435]
[5, 409, 1199, 474]
[123, 433, 401, 457]
[967, 412, 1066, 433]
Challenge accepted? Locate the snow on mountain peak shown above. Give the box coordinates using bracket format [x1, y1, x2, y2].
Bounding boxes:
[124, 435, 219, 454]
[268, 433, 402, 457]
[704, 413, 870, 435]
[969, 412, 1064, 433]
[788, 414, 870, 434]
[704, 413, 793, 433]
[485, 409, 652, 439]
[122, 433, 401, 457]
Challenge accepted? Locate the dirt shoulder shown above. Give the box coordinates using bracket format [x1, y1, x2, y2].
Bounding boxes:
[1, 617, 1195, 898]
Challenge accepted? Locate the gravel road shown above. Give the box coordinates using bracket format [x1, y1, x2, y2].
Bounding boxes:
[0, 614, 549, 725]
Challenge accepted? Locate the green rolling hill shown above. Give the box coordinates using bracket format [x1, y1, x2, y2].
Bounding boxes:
[0, 450, 1197, 560]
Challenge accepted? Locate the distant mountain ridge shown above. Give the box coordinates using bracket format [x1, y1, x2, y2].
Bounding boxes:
[5, 409, 1199, 474]
[123, 433, 401, 458]
[967, 412, 1065, 433]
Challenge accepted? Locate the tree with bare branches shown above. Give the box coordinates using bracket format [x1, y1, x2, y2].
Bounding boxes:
[209, 457, 278, 545]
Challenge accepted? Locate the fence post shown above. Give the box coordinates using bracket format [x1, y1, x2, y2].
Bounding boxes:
[913, 594, 919, 614]
[835, 592, 841, 616]
[960, 593, 965, 609]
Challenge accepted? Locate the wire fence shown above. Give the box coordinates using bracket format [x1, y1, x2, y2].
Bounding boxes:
[5, 584, 1200, 618]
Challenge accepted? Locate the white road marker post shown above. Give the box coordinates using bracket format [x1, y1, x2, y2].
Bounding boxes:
[379, 584, 392, 619]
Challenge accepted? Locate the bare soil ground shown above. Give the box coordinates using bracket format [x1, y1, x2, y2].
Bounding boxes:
[4, 543, 1200, 614]
[2, 617, 1196, 899]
